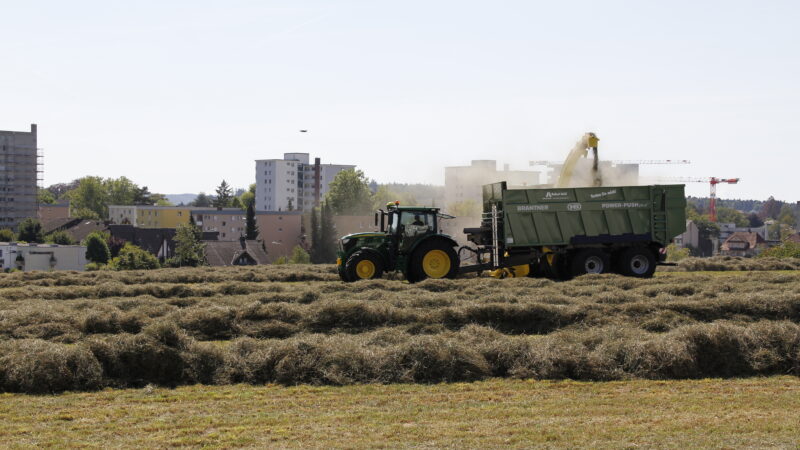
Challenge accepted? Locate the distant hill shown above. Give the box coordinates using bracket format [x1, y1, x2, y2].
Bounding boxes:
[166, 193, 198, 206]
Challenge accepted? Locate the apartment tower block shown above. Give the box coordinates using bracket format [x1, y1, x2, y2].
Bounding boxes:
[0, 124, 41, 230]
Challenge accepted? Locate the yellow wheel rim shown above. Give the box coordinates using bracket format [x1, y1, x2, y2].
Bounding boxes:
[422, 249, 451, 278]
[355, 260, 376, 279]
[512, 264, 530, 277]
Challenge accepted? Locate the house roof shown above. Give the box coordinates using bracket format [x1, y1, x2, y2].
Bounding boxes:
[203, 239, 269, 266]
[67, 221, 108, 243]
[41, 217, 81, 234]
[721, 231, 767, 251]
[785, 233, 800, 244]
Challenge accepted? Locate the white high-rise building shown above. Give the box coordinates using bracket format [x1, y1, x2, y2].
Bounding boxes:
[255, 153, 354, 212]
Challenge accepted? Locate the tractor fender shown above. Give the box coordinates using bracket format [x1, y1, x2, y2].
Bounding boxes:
[408, 234, 459, 258]
[350, 247, 389, 268]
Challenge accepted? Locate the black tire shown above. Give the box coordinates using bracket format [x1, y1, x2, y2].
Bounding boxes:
[570, 249, 611, 276]
[618, 247, 657, 278]
[407, 239, 459, 283]
[345, 250, 384, 281]
[338, 266, 353, 282]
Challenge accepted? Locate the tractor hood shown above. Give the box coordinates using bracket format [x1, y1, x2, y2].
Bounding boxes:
[340, 232, 385, 242]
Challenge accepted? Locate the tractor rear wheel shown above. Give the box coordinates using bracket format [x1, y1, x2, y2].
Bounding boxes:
[408, 240, 459, 282]
[618, 247, 656, 278]
[345, 250, 384, 281]
[571, 249, 610, 276]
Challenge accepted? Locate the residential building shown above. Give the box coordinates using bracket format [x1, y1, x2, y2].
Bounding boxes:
[108, 225, 219, 261]
[255, 153, 354, 212]
[0, 124, 40, 230]
[192, 209, 246, 240]
[38, 201, 70, 222]
[108, 205, 138, 226]
[0, 242, 87, 272]
[444, 160, 539, 210]
[718, 223, 768, 242]
[135, 206, 194, 229]
[255, 211, 303, 262]
[720, 231, 768, 257]
[204, 238, 269, 266]
[674, 220, 701, 249]
[109, 206, 245, 237]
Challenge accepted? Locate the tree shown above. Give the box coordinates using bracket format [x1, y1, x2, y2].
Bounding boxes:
[17, 218, 44, 243]
[747, 213, 764, 228]
[715, 207, 749, 227]
[758, 196, 783, 220]
[46, 231, 76, 245]
[67, 176, 108, 219]
[214, 180, 233, 208]
[191, 192, 212, 207]
[309, 207, 321, 263]
[239, 184, 256, 210]
[273, 256, 287, 265]
[245, 202, 259, 240]
[0, 228, 16, 241]
[38, 188, 56, 205]
[317, 202, 337, 263]
[778, 204, 797, 228]
[84, 232, 111, 264]
[371, 185, 416, 211]
[691, 216, 720, 257]
[104, 176, 138, 206]
[288, 245, 311, 264]
[110, 243, 160, 270]
[171, 223, 206, 267]
[325, 169, 373, 215]
[448, 199, 482, 218]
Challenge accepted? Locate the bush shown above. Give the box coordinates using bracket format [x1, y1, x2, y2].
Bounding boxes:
[85, 232, 111, 264]
[288, 246, 311, 264]
[758, 242, 800, 259]
[110, 243, 160, 270]
[46, 230, 76, 245]
[0, 228, 15, 241]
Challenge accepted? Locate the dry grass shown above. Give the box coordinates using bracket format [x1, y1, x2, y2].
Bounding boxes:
[1, 377, 799, 448]
[1, 265, 799, 392]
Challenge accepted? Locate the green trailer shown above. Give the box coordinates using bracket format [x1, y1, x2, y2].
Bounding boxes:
[461, 182, 687, 278]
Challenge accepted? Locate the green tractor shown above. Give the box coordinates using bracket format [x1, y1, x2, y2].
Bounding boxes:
[337, 202, 460, 282]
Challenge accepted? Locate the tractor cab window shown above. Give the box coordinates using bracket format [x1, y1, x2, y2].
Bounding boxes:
[399, 211, 434, 238]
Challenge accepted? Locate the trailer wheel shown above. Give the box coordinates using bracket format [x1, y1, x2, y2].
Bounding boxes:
[571, 249, 610, 276]
[408, 240, 459, 282]
[345, 250, 384, 281]
[619, 247, 656, 278]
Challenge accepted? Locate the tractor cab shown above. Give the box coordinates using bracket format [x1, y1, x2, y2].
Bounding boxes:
[336, 202, 460, 282]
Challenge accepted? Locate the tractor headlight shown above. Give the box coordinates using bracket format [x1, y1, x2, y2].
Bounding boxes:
[341, 238, 351, 246]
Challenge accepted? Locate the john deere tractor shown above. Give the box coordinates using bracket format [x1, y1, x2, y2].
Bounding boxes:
[337, 202, 460, 282]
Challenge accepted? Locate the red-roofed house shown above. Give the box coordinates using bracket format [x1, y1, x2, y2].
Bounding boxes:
[720, 231, 768, 257]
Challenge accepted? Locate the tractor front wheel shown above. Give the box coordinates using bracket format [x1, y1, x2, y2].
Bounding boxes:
[408, 241, 459, 282]
[344, 251, 384, 281]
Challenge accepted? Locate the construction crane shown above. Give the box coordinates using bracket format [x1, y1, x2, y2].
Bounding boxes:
[530, 159, 691, 166]
[653, 177, 740, 222]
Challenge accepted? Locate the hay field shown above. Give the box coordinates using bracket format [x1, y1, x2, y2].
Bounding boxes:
[1, 261, 799, 393]
[2, 377, 799, 448]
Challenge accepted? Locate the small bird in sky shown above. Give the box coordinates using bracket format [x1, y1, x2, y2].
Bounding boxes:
[299, 129, 308, 133]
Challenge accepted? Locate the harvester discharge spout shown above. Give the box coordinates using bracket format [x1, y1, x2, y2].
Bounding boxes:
[555, 132, 601, 188]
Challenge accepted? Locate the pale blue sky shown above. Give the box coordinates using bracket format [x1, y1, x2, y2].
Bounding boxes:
[2, 0, 798, 201]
